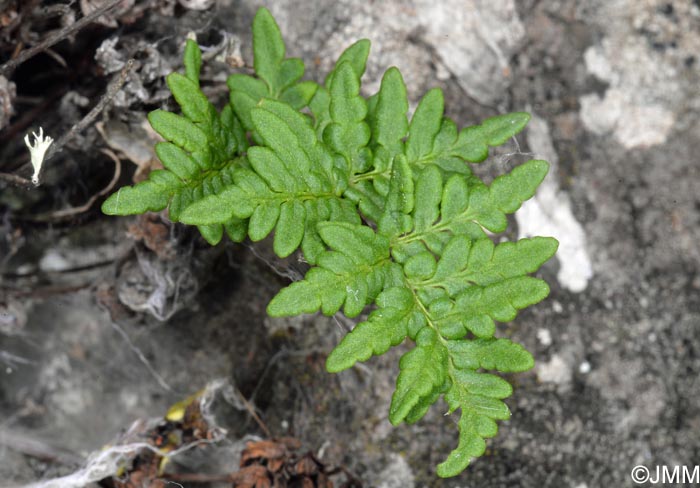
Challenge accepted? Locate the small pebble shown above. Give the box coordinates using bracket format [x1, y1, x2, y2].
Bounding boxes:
[579, 361, 591, 374]
[537, 328, 553, 347]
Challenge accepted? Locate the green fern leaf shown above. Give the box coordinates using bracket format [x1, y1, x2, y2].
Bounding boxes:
[197, 223, 224, 246]
[447, 338, 534, 373]
[148, 110, 211, 165]
[430, 276, 551, 339]
[224, 218, 248, 243]
[405, 88, 444, 163]
[183, 37, 202, 87]
[377, 155, 414, 238]
[405, 109, 530, 173]
[340, 68, 409, 223]
[423, 234, 559, 295]
[324, 62, 371, 173]
[267, 222, 392, 318]
[101, 170, 183, 216]
[359, 67, 408, 197]
[102, 40, 244, 245]
[325, 39, 371, 87]
[392, 160, 550, 260]
[228, 7, 317, 133]
[389, 327, 448, 425]
[372, 68, 408, 157]
[433, 319, 536, 477]
[399, 234, 555, 340]
[436, 373, 511, 477]
[167, 73, 213, 128]
[455, 112, 530, 163]
[180, 99, 357, 261]
[252, 7, 300, 96]
[165, 41, 243, 163]
[311, 39, 371, 142]
[384, 84, 530, 174]
[101, 9, 559, 478]
[326, 287, 423, 372]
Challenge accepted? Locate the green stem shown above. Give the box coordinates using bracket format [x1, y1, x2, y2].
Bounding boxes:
[405, 280, 460, 379]
[350, 168, 390, 184]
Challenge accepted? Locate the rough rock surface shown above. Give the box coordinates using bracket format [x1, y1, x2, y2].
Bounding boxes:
[1, 0, 699, 487]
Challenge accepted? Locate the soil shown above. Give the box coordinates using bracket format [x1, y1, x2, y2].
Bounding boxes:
[1, 1, 699, 487]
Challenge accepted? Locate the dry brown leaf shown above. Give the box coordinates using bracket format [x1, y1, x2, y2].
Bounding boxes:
[295, 456, 319, 476]
[231, 465, 272, 488]
[242, 440, 288, 466]
[126, 214, 176, 260]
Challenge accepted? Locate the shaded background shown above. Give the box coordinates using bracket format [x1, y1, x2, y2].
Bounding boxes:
[1, 0, 699, 486]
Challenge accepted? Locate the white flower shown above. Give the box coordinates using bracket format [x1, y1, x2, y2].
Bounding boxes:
[24, 127, 53, 185]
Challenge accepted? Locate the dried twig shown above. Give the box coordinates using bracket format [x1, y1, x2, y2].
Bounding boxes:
[0, 0, 122, 76]
[163, 473, 233, 484]
[0, 428, 83, 466]
[1, 283, 91, 298]
[24, 148, 122, 222]
[1, 257, 115, 279]
[107, 319, 175, 393]
[0, 60, 134, 188]
[46, 59, 136, 160]
[0, 172, 32, 187]
[235, 385, 272, 438]
[43, 47, 68, 68]
[0, 350, 34, 368]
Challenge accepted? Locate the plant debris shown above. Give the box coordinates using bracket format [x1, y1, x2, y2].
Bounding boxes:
[0, 74, 15, 130]
[76, 382, 363, 488]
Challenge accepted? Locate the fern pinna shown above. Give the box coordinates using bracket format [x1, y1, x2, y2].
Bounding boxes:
[102, 7, 558, 478]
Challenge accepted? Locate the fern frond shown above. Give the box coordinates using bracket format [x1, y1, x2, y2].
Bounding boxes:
[430, 336, 534, 477]
[344, 84, 533, 227]
[180, 99, 358, 261]
[436, 369, 512, 477]
[326, 286, 423, 372]
[228, 7, 317, 133]
[372, 68, 409, 158]
[324, 62, 372, 174]
[102, 9, 559, 478]
[404, 86, 530, 172]
[390, 161, 550, 260]
[310, 39, 371, 139]
[102, 40, 246, 245]
[389, 327, 448, 425]
[421, 234, 558, 295]
[427, 276, 552, 339]
[327, 152, 556, 474]
[447, 338, 534, 373]
[267, 222, 396, 317]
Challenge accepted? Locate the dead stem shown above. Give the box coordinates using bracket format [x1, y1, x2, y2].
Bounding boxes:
[0, 0, 123, 76]
[46, 60, 136, 161]
[23, 148, 122, 222]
